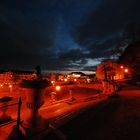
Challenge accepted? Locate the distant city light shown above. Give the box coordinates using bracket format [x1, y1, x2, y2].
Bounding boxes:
[74, 79, 77, 82]
[120, 65, 124, 69]
[64, 78, 68, 82]
[87, 78, 91, 83]
[51, 81, 55, 84]
[72, 74, 81, 78]
[51, 81, 55, 85]
[0, 84, 3, 87]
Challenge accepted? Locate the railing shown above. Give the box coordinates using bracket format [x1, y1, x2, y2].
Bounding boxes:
[0, 97, 22, 131]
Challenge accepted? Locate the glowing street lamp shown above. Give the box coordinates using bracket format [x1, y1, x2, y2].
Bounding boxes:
[120, 65, 124, 69]
[124, 68, 128, 73]
[9, 85, 12, 88]
[55, 86, 61, 91]
[51, 81, 55, 84]
[9, 84, 13, 93]
[51, 85, 61, 103]
[69, 88, 76, 101]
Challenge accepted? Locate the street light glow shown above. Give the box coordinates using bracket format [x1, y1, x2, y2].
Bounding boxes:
[124, 68, 128, 73]
[74, 79, 77, 82]
[120, 65, 124, 69]
[56, 86, 61, 91]
[64, 78, 68, 82]
[51, 81, 55, 86]
[51, 81, 55, 84]
[9, 85, 12, 88]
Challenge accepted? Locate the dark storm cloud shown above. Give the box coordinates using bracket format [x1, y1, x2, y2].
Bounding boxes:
[86, 34, 122, 59]
[54, 35, 121, 70]
[0, 0, 55, 69]
[46, 49, 89, 71]
[1, 0, 140, 71]
[75, 0, 140, 59]
[0, 0, 101, 70]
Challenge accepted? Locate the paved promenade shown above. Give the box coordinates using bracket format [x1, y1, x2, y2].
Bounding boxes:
[0, 85, 140, 140]
[0, 88, 105, 140]
[48, 86, 140, 140]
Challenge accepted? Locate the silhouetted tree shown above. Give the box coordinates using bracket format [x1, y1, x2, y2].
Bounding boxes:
[118, 41, 140, 80]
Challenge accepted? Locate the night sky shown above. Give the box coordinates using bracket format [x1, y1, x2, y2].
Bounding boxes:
[1, 0, 140, 72]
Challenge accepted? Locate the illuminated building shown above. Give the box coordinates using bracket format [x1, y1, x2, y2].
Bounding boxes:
[96, 60, 130, 81]
[0, 70, 35, 86]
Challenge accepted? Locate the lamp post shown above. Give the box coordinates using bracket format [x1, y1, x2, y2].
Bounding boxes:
[9, 84, 12, 93]
[69, 88, 76, 101]
[50, 86, 61, 104]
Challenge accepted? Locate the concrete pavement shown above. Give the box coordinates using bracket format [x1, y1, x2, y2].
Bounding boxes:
[2, 85, 140, 140]
[49, 86, 140, 140]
